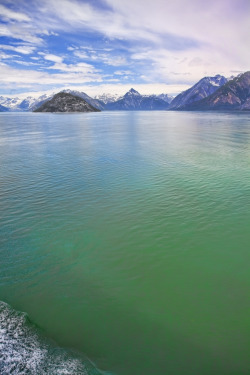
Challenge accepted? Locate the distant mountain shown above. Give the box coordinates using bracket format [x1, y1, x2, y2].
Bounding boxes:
[0, 94, 53, 111]
[94, 93, 122, 104]
[34, 92, 101, 113]
[183, 71, 250, 111]
[169, 75, 227, 110]
[0, 90, 104, 112]
[0, 89, 173, 112]
[157, 93, 174, 104]
[0, 96, 21, 110]
[0, 103, 9, 112]
[106, 88, 169, 110]
[20, 94, 53, 111]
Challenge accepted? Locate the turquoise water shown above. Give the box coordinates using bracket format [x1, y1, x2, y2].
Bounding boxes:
[0, 111, 249, 375]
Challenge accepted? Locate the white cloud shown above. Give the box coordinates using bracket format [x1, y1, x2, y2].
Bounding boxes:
[73, 50, 88, 59]
[43, 54, 64, 63]
[129, 45, 248, 85]
[114, 70, 133, 76]
[0, 0, 249, 94]
[91, 53, 127, 66]
[0, 23, 44, 45]
[74, 49, 127, 66]
[35, 0, 161, 43]
[45, 61, 98, 74]
[12, 60, 40, 66]
[0, 52, 14, 60]
[28, 0, 249, 84]
[0, 64, 102, 87]
[0, 4, 30, 22]
[104, 0, 250, 66]
[0, 44, 36, 55]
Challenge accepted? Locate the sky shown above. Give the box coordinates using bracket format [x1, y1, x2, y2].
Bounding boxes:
[0, 0, 249, 97]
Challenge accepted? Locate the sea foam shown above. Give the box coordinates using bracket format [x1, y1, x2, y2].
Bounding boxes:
[0, 301, 106, 375]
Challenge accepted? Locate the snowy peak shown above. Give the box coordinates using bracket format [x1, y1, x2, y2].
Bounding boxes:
[157, 93, 174, 104]
[183, 71, 250, 111]
[202, 75, 227, 87]
[128, 88, 140, 94]
[0, 96, 21, 110]
[124, 88, 141, 99]
[105, 89, 170, 110]
[169, 74, 228, 110]
[94, 93, 121, 104]
[0, 86, 172, 112]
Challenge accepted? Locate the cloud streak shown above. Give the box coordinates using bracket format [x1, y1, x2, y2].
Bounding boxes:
[0, 0, 249, 95]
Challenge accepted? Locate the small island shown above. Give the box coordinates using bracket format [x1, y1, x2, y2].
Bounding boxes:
[33, 92, 101, 113]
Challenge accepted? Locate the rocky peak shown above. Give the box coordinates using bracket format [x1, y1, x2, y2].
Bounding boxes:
[125, 88, 140, 97]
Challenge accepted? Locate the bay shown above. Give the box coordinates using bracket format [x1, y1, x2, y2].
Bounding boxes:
[0, 111, 249, 375]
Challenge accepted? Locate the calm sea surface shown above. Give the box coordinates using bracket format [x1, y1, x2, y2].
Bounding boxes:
[0, 111, 249, 375]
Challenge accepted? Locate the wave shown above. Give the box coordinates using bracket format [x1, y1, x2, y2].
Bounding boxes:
[0, 301, 111, 375]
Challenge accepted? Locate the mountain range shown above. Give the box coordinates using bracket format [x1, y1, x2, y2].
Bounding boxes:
[0, 89, 172, 112]
[105, 88, 170, 110]
[181, 71, 250, 110]
[1, 71, 250, 112]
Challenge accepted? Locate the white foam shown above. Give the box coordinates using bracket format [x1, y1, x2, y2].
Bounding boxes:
[0, 301, 106, 375]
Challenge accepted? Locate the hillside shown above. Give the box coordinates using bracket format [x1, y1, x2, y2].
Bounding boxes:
[184, 72, 250, 110]
[33, 92, 101, 113]
[169, 75, 227, 110]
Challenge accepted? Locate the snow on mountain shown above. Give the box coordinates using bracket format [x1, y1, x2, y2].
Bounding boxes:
[157, 93, 174, 104]
[0, 88, 175, 112]
[0, 94, 54, 111]
[105, 88, 170, 110]
[0, 103, 9, 112]
[169, 75, 228, 110]
[19, 94, 54, 111]
[94, 93, 122, 104]
[0, 96, 22, 110]
[0, 90, 104, 111]
[183, 71, 250, 111]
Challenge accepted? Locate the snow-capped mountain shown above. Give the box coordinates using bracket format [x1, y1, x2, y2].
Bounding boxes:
[169, 75, 228, 110]
[0, 96, 22, 110]
[0, 94, 54, 111]
[0, 103, 9, 112]
[94, 93, 122, 104]
[183, 71, 250, 111]
[0, 90, 104, 111]
[157, 93, 174, 104]
[105, 88, 170, 110]
[19, 94, 54, 111]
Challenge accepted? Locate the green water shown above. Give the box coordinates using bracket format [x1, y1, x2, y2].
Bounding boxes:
[0, 111, 249, 374]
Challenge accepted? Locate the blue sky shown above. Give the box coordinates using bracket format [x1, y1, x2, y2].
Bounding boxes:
[0, 0, 249, 97]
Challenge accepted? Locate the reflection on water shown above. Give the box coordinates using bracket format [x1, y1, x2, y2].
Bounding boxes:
[0, 111, 250, 375]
